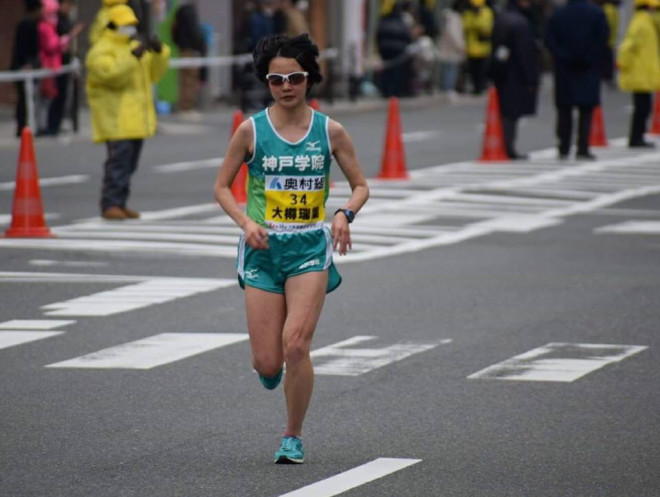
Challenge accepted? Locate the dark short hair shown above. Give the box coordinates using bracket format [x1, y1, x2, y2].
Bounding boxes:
[253, 34, 323, 88]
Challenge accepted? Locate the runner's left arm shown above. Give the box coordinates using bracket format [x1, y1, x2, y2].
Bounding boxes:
[328, 119, 370, 256]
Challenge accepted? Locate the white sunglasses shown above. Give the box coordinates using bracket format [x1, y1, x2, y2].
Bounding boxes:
[265, 71, 309, 86]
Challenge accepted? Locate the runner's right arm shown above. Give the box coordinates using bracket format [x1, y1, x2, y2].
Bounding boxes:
[214, 121, 269, 250]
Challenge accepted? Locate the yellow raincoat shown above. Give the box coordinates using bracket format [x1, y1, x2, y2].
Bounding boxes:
[86, 30, 170, 143]
[462, 5, 494, 59]
[617, 10, 660, 92]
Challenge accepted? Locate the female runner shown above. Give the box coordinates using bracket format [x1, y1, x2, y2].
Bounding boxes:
[214, 34, 369, 464]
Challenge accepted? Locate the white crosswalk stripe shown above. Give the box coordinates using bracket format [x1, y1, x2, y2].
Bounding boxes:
[0, 142, 659, 262]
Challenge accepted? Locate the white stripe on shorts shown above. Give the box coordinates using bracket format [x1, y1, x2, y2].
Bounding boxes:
[323, 226, 333, 270]
[237, 235, 246, 280]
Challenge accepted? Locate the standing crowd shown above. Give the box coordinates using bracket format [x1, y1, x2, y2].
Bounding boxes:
[376, 0, 660, 159]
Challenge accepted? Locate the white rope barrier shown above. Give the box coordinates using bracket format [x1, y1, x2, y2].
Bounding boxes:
[0, 48, 339, 133]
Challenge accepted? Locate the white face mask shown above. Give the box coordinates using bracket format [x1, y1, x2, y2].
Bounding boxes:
[117, 25, 137, 37]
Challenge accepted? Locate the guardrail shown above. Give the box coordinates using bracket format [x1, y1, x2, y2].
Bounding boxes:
[0, 59, 82, 133]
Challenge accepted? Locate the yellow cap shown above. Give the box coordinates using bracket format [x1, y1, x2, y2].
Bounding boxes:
[103, 0, 128, 6]
[470, 0, 486, 7]
[635, 0, 660, 7]
[108, 5, 139, 26]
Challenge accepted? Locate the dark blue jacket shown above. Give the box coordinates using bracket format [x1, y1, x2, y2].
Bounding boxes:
[490, 5, 540, 118]
[544, 0, 608, 107]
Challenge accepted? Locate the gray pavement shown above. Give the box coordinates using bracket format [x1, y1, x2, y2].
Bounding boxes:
[1, 85, 659, 497]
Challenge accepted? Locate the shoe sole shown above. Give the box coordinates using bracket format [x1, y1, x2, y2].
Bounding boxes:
[275, 455, 304, 464]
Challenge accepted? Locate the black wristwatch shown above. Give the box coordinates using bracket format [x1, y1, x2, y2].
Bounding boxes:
[334, 208, 355, 223]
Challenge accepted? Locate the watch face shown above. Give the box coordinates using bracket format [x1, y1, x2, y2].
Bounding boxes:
[345, 210, 355, 222]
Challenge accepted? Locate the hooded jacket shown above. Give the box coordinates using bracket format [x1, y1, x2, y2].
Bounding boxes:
[89, 0, 128, 45]
[85, 29, 170, 142]
[617, 10, 660, 92]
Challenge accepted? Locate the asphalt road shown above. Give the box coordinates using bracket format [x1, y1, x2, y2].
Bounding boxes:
[1, 86, 659, 497]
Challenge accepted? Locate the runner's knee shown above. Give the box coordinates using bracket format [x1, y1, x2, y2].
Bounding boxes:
[252, 355, 282, 377]
[283, 329, 311, 367]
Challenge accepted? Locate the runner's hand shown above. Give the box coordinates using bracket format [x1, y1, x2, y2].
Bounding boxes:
[244, 220, 269, 250]
[331, 213, 352, 256]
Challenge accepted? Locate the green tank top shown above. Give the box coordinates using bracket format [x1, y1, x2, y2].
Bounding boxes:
[246, 108, 332, 232]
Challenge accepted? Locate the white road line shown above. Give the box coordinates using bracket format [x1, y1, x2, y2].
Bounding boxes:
[403, 130, 443, 142]
[0, 271, 154, 283]
[152, 158, 222, 173]
[0, 320, 75, 330]
[53, 229, 239, 245]
[595, 220, 660, 234]
[279, 458, 422, 497]
[468, 343, 648, 382]
[0, 213, 61, 225]
[72, 203, 220, 224]
[311, 336, 450, 376]
[0, 174, 89, 191]
[59, 222, 242, 235]
[0, 331, 64, 350]
[0, 238, 237, 257]
[41, 278, 236, 316]
[29, 260, 109, 268]
[45, 333, 248, 369]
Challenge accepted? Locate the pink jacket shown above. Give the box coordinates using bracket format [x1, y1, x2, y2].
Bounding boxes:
[38, 0, 71, 70]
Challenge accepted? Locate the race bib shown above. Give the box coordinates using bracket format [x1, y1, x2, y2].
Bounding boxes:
[265, 175, 325, 226]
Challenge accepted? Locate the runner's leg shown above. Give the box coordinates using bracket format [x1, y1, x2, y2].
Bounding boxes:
[245, 285, 286, 378]
[282, 271, 328, 437]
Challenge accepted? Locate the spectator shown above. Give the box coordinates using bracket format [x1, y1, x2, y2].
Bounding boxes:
[10, 0, 42, 137]
[172, 1, 207, 118]
[37, 0, 83, 135]
[544, 0, 608, 160]
[418, 0, 439, 41]
[277, 0, 309, 37]
[45, 0, 84, 136]
[489, 0, 540, 159]
[617, 0, 660, 148]
[89, 0, 127, 45]
[86, 5, 170, 220]
[437, 0, 466, 97]
[462, 0, 494, 95]
[377, 1, 413, 97]
[599, 0, 620, 85]
[240, 0, 280, 111]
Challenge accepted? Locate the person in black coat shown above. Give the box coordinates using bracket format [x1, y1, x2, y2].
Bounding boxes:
[489, 0, 540, 159]
[544, 0, 609, 160]
[10, 0, 43, 137]
[376, 4, 413, 97]
[172, 2, 208, 113]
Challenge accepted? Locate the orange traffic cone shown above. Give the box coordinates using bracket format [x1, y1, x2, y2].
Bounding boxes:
[479, 88, 509, 162]
[377, 97, 409, 179]
[309, 98, 321, 111]
[589, 105, 608, 147]
[229, 110, 248, 204]
[650, 92, 660, 135]
[5, 128, 53, 238]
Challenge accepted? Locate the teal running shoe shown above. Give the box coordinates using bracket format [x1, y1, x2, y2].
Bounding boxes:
[274, 436, 305, 464]
[259, 368, 283, 390]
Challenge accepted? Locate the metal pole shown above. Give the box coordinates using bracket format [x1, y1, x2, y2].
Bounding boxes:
[25, 77, 35, 132]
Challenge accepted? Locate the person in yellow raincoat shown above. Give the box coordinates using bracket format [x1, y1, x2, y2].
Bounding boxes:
[462, 0, 494, 94]
[86, 5, 170, 220]
[617, 0, 660, 148]
[89, 0, 127, 45]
